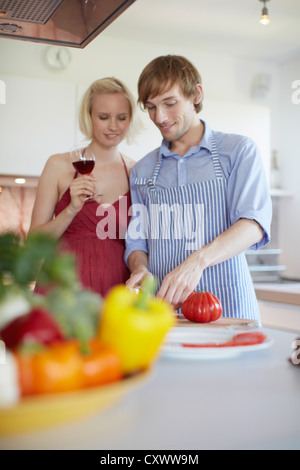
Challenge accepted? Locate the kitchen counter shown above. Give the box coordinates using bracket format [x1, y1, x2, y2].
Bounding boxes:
[255, 282, 300, 306]
[0, 326, 299, 451]
[254, 282, 300, 332]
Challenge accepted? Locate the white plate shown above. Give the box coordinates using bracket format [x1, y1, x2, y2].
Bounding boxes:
[162, 327, 274, 360]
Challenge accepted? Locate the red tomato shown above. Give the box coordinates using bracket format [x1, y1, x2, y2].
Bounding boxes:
[181, 290, 223, 323]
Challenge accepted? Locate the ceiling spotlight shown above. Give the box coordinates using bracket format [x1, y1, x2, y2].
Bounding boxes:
[259, 0, 270, 25]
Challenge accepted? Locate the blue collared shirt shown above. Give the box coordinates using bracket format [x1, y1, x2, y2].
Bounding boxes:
[125, 120, 272, 263]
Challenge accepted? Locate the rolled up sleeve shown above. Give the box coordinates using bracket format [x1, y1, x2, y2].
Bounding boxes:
[227, 137, 272, 250]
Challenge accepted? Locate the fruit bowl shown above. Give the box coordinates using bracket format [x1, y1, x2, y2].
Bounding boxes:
[0, 370, 149, 437]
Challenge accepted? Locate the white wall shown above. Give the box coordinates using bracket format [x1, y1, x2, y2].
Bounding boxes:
[0, 75, 77, 175]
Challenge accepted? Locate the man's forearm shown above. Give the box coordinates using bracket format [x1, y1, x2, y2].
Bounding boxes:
[197, 218, 263, 269]
[128, 250, 149, 274]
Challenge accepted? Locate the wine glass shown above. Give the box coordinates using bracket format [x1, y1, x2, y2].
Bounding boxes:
[70, 143, 101, 201]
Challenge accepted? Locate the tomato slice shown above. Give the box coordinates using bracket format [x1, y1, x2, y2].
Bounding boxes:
[229, 332, 267, 346]
[182, 343, 220, 348]
[180, 332, 267, 348]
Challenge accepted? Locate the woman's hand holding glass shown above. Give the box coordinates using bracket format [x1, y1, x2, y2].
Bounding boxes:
[70, 143, 102, 206]
[69, 172, 97, 213]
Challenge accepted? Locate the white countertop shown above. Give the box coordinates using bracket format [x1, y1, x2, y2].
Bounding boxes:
[255, 282, 300, 294]
[255, 282, 300, 306]
[0, 326, 299, 451]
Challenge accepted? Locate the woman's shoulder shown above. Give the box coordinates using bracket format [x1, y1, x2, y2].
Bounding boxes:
[46, 151, 70, 169]
[41, 151, 72, 178]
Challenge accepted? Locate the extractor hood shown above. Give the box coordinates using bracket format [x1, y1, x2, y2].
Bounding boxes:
[0, 0, 136, 48]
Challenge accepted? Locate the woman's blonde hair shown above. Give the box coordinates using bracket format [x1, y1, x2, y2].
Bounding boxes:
[138, 55, 203, 113]
[79, 77, 136, 142]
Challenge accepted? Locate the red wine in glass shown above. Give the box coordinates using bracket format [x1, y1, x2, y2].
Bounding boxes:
[72, 159, 95, 174]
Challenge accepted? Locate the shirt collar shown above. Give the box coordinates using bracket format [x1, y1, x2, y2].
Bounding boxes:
[159, 120, 213, 160]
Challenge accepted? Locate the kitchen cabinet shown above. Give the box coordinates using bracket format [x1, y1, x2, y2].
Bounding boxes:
[246, 247, 286, 282]
[0, 176, 37, 236]
[258, 300, 300, 332]
[256, 281, 300, 332]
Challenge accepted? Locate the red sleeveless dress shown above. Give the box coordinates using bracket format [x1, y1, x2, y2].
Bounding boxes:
[54, 157, 131, 297]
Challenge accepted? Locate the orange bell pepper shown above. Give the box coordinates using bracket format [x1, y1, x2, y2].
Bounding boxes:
[15, 340, 83, 396]
[82, 338, 123, 388]
[14, 338, 123, 397]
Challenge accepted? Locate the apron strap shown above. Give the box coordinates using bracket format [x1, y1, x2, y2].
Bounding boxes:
[211, 135, 223, 179]
[148, 157, 162, 192]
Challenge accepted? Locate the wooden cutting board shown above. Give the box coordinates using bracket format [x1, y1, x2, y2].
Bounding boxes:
[175, 315, 258, 330]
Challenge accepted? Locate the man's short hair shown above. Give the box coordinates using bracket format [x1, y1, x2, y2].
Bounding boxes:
[138, 55, 203, 113]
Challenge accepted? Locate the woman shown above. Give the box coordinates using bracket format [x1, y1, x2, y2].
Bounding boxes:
[29, 77, 136, 296]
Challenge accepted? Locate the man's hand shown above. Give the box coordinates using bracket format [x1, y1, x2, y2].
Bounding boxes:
[156, 218, 263, 309]
[156, 251, 204, 309]
[126, 250, 152, 289]
[126, 266, 153, 289]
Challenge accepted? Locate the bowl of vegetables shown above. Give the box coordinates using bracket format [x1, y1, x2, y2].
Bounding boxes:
[0, 233, 175, 436]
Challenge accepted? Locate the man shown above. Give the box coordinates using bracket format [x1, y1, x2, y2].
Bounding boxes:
[125, 55, 271, 322]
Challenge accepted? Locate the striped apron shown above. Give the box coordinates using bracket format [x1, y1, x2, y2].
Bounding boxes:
[143, 136, 260, 322]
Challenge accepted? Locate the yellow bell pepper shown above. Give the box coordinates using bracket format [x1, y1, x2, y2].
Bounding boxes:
[98, 278, 175, 374]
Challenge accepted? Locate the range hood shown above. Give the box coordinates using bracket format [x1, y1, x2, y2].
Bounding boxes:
[0, 0, 136, 48]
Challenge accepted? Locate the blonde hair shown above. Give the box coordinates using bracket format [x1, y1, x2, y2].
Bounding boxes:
[138, 55, 203, 113]
[79, 77, 136, 142]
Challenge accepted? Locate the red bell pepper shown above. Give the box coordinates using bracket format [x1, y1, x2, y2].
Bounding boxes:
[0, 307, 65, 350]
